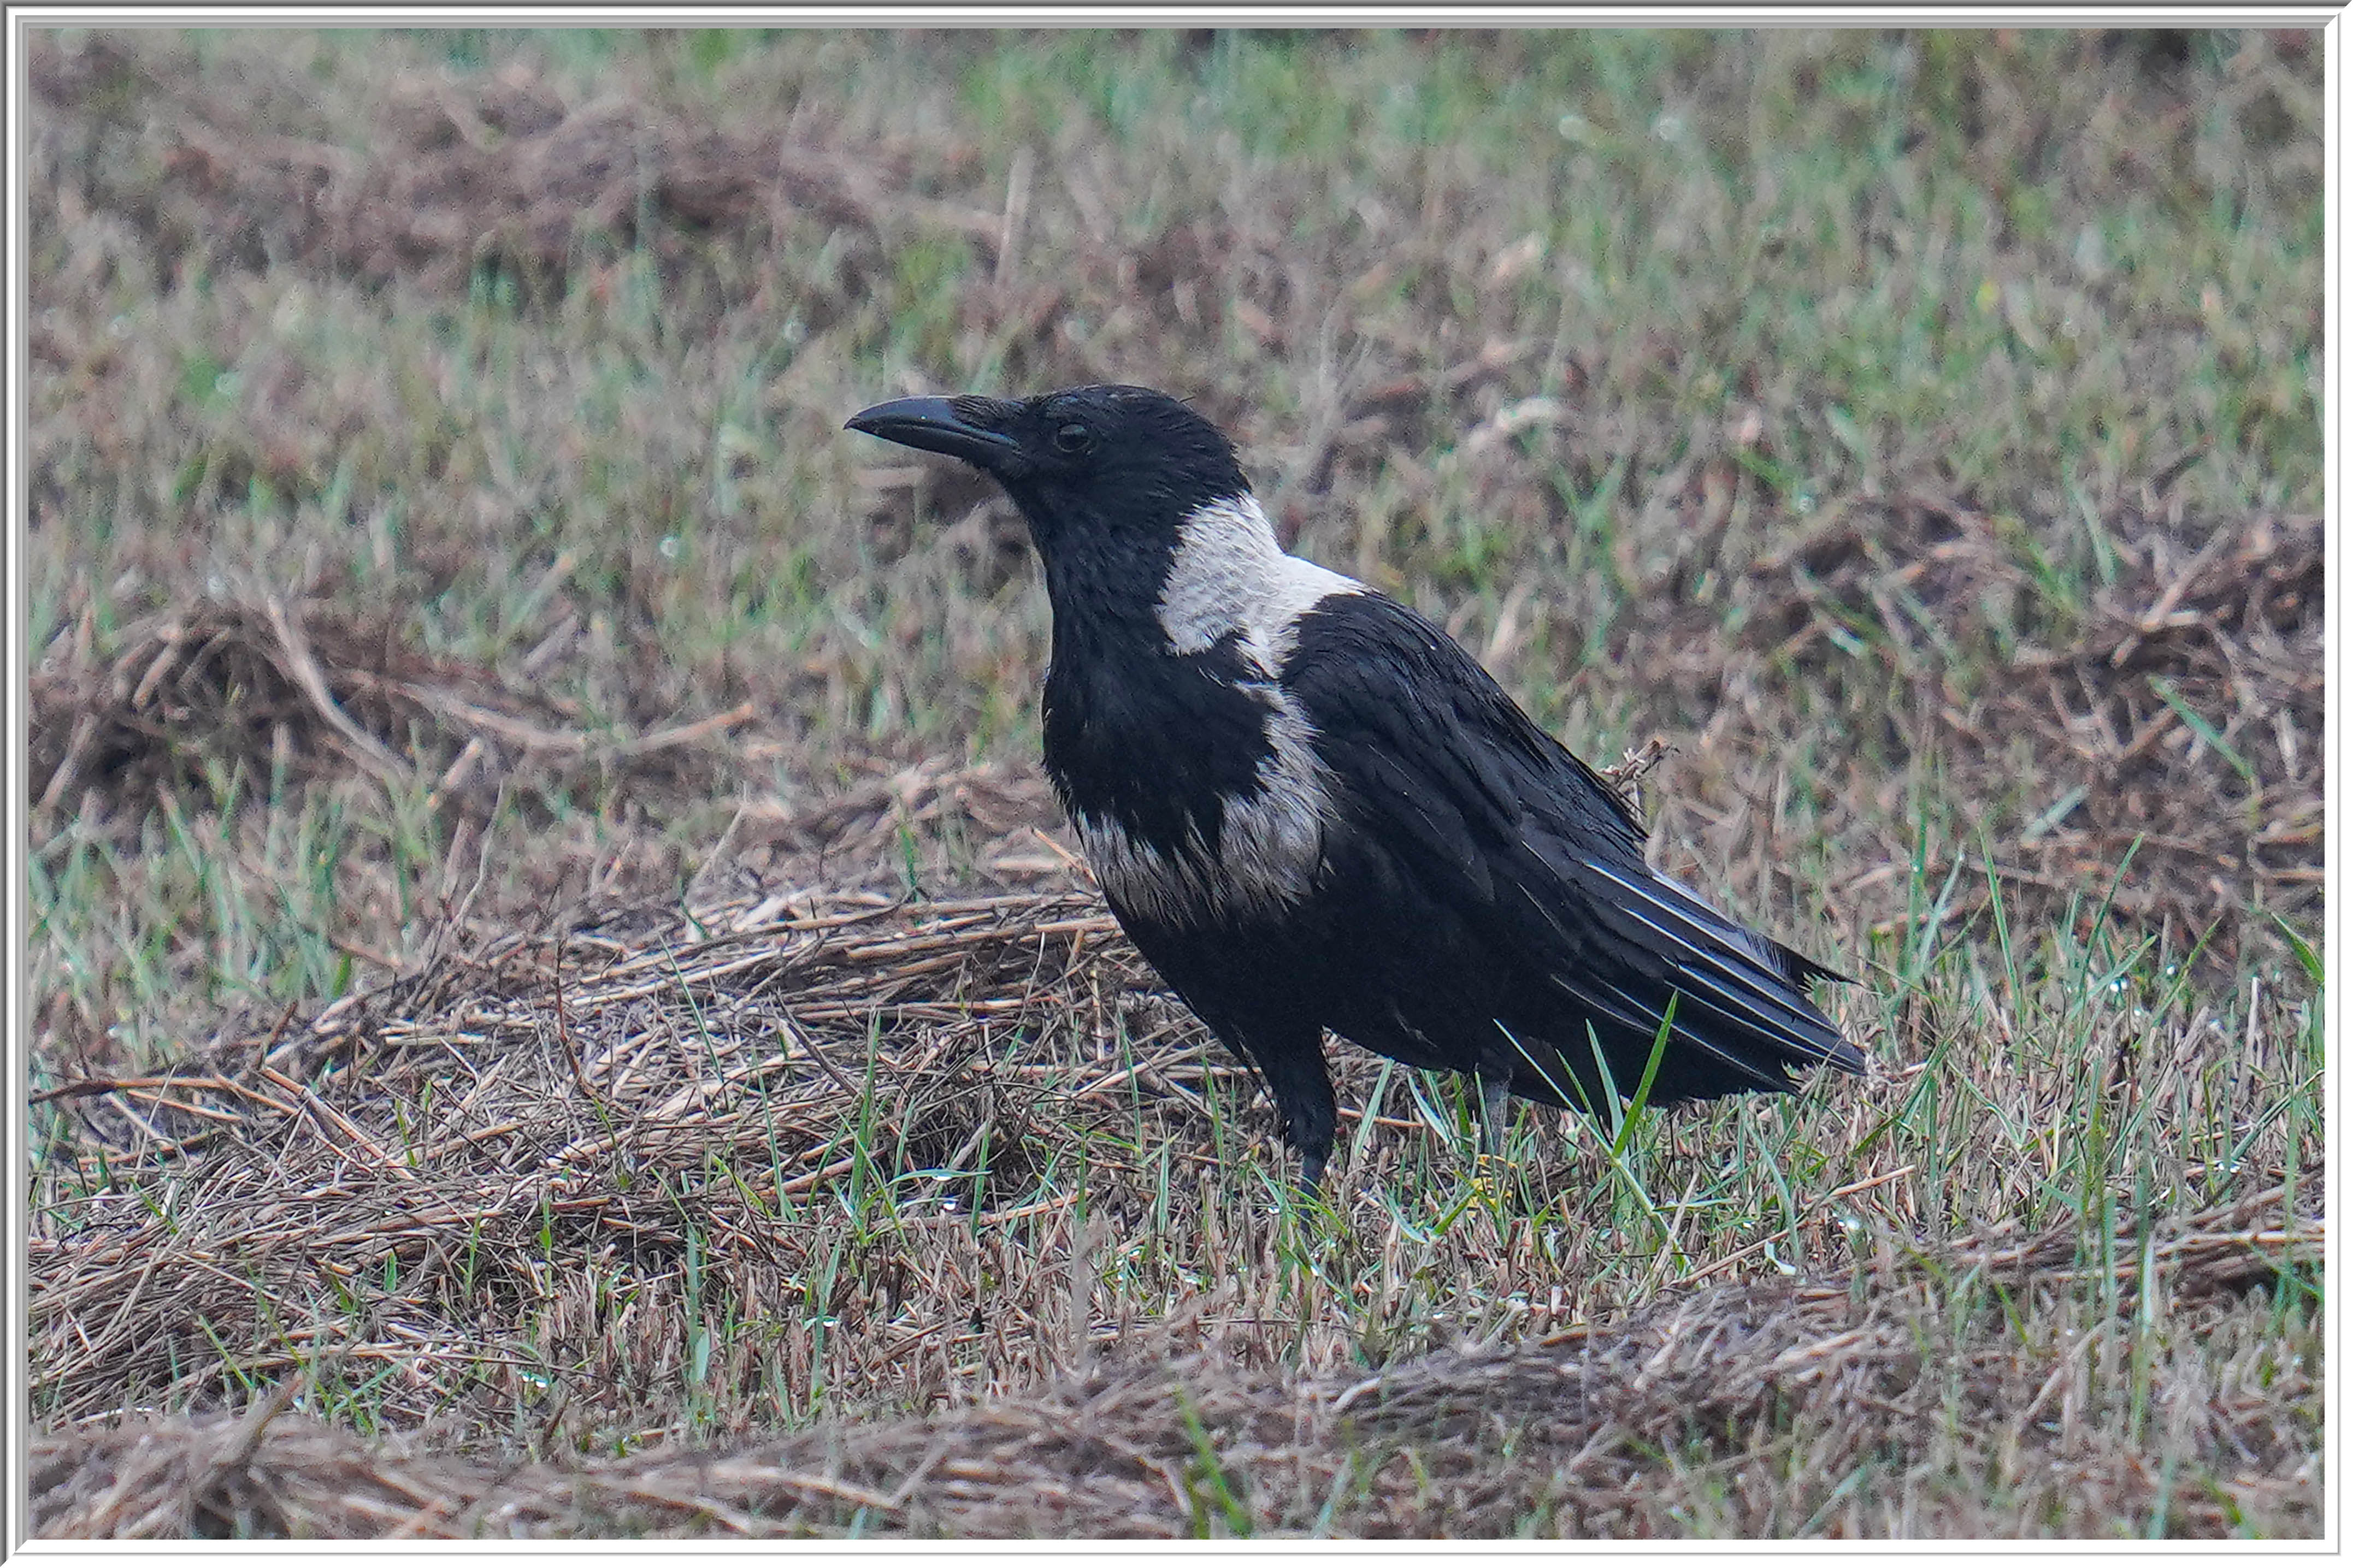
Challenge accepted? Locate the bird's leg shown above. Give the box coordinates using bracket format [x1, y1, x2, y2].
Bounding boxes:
[1283, 1094, 1336, 1194]
[1466, 1070, 1514, 1199]
[1477, 1073, 1512, 1161]
[1235, 1025, 1336, 1194]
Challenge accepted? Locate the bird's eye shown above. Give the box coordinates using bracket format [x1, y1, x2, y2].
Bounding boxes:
[1052, 423, 1093, 455]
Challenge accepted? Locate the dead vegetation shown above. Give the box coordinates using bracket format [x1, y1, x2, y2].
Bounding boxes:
[1625, 497, 2324, 961]
[31, 496, 2322, 972]
[31, 890, 1148, 1433]
[27, 875, 2322, 1537]
[30, 593, 759, 821]
[27, 33, 1001, 302]
[31, 1187, 2320, 1538]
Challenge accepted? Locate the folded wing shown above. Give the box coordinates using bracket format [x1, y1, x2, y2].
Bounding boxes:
[1282, 592, 1862, 1098]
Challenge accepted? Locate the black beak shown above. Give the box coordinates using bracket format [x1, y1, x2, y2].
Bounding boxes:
[845, 395, 1024, 472]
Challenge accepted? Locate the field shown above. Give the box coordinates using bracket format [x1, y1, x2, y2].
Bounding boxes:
[23, 27, 2325, 1539]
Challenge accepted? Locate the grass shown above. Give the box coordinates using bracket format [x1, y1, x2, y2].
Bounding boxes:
[23, 24, 2323, 1539]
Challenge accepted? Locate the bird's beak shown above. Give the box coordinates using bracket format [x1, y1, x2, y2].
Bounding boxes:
[845, 395, 1024, 471]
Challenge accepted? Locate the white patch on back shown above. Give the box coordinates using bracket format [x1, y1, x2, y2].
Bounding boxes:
[1157, 494, 1361, 678]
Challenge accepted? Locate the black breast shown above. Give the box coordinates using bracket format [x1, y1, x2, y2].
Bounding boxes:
[1042, 626, 1275, 856]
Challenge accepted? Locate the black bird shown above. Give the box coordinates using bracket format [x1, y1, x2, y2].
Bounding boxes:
[847, 385, 1863, 1186]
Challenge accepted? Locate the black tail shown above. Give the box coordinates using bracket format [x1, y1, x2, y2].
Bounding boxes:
[1518, 855, 1862, 1108]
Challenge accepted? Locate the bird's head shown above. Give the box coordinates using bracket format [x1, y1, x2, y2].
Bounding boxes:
[846, 386, 1254, 590]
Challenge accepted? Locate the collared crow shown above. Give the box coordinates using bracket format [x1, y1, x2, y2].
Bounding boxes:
[847, 384, 1863, 1186]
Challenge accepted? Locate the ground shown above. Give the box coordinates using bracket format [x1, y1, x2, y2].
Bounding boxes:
[24, 27, 2323, 1539]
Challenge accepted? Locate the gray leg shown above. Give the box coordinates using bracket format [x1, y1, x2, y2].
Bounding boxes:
[1478, 1073, 1512, 1161]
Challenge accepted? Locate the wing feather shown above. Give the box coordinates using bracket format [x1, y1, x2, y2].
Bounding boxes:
[1282, 590, 1859, 1087]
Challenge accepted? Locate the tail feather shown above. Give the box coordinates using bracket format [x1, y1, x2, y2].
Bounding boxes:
[1573, 857, 1856, 1069]
[1585, 975, 1794, 1092]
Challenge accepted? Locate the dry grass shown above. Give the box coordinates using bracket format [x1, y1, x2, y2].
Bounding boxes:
[31, 1210, 2319, 1538]
[28, 876, 2323, 1537]
[25, 26, 2323, 1541]
[1629, 495, 2323, 959]
[32, 492, 2321, 959]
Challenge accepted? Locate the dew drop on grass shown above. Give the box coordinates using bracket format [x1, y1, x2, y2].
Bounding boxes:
[659, 535, 683, 561]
